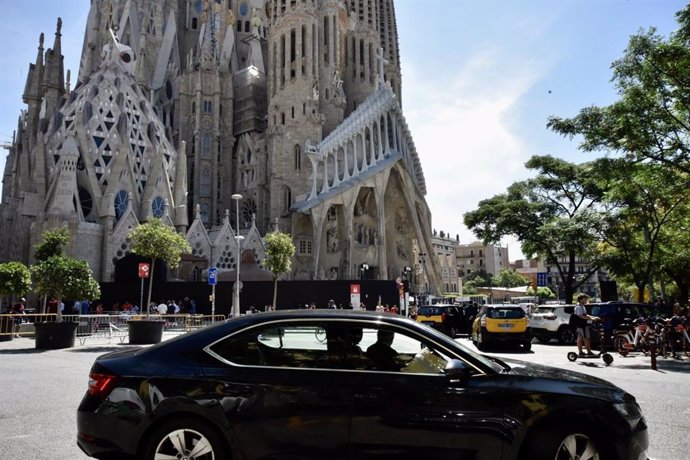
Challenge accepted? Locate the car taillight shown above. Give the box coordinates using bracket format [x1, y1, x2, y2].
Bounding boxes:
[544, 314, 557, 320]
[441, 312, 448, 322]
[88, 372, 116, 398]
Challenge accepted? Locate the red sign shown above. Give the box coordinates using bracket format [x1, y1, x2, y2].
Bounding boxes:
[350, 284, 360, 295]
[138, 263, 150, 278]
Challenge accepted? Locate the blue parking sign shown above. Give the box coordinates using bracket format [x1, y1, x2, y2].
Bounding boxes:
[537, 272, 547, 287]
[208, 267, 218, 285]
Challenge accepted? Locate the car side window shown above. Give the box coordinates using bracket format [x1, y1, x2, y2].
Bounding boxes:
[209, 322, 454, 375]
[209, 321, 329, 368]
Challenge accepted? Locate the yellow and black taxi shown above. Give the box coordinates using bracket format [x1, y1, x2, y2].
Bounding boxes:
[471, 304, 532, 351]
[415, 304, 462, 337]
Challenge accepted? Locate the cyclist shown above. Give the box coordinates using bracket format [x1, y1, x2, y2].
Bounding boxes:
[574, 294, 600, 357]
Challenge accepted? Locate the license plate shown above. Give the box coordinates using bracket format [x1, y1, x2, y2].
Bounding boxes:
[498, 323, 514, 329]
[423, 321, 435, 325]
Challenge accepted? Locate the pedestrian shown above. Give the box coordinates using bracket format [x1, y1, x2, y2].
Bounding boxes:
[573, 294, 600, 357]
[10, 299, 26, 337]
[157, 301, 168, 315]
[389, 304, 399, 314]
[46, 297, 59, 315]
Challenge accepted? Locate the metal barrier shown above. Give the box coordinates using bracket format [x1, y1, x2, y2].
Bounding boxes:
[0, 313, 225, 344]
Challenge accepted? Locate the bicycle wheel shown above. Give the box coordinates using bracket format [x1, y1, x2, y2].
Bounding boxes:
[684, 334, 690, 357]
[613, 334, 630, 356]
[315, 327, 327, 343]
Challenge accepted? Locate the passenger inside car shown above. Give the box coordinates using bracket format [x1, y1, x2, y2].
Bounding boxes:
[366, 329, 401, 371]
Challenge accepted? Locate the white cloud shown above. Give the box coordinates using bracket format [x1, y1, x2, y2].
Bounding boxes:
[402, 48, 546, 260]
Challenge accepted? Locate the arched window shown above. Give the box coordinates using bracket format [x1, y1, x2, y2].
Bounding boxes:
[282, 186, 292, 215]
[202, 134, 212, 158]
[114, 190, 128, 220]
[294, 144, 301, 170]
[152, 196, 166, 218]
[200, 166, 212, 196]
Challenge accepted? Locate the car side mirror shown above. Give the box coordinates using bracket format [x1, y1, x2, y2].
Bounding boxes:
[444, 359, 470, 386]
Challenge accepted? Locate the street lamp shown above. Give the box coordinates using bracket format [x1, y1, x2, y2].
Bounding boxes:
[402, 266, 411, 316]
[231, 193, 243, 317]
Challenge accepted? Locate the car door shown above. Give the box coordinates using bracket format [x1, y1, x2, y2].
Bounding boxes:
[348, 324, 506, 459]
[203, 319, 352, 459]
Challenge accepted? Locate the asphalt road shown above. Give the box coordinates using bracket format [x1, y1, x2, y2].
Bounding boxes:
[0, 334, 688, 459]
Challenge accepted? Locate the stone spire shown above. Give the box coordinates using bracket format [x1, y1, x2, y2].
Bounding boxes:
[22, 33, 44, 104]
[42, 18, 65, 93]
[174, 140, 188, 230]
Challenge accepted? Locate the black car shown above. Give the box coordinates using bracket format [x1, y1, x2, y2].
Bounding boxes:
[586, 302, 666, 336]
[77, 310, 648, 460]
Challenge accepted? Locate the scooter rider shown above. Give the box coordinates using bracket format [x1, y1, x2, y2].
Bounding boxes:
[574, 294, 600, 357]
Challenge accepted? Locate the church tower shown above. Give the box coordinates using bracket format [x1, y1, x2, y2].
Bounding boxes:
[265, 0, 327, 232]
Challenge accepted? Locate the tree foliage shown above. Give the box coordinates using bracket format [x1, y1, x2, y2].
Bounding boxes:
[464, 155, 602, 303]
[0, 262, 32, 309]
[128, 219, 191, 314]
[547, 7, 690, 174]
[494, 269, 528, 288]
[263, 231, 296, 309]
[31, 256, 101, 306]
[31, 227, 100, 320]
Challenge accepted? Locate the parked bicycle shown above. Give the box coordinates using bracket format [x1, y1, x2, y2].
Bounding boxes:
[613, 317, 652, 357]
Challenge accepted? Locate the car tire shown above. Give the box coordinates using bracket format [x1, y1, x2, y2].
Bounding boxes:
[142, 418, 227, 460]
[525, 424, 605, 460]
[557, 326, 577, 345]
[522, 341, 532, 352]
[536, 335, 551, 344]
[447, 326, 457, 338]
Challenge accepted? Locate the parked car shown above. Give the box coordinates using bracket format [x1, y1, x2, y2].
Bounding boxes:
[471, 304, 533, 351]
[77, 309, 648, 460]
[585, 302, 667, 346]
[415, 303, 463, 337]
[529, 304, 578, 345]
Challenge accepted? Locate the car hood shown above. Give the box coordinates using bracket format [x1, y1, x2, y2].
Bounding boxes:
[499, 357, 616, 388]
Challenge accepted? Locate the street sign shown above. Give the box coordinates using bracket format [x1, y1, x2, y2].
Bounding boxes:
[537, 272, 547, 287]
[138, 263, 150, 278]
[208, 267, 218, 285]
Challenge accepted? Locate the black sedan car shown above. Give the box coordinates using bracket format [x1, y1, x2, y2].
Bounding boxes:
[77, 310, 648, 460]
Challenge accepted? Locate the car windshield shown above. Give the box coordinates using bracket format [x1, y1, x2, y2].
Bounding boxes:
[533, 307, 554, 314]
[418, 306, 447, 316]
[486, 308, 525, 319]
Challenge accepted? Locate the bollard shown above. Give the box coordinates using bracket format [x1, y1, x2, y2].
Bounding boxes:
[648, 330, 657, 370]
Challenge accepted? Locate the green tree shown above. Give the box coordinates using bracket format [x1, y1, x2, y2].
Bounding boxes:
[594, 160, 689, 302]
[494, 269, 528, 289]
[31, 256, 101, 320]
[31, 228, 100, 321]
[526, 286, 556, 301]
[262, 231, 296, 310]
[547, 6, 690, 174]
[0, 262, 32, 311]
[464, 155, 602, 303]
[128, 219, 191, 315]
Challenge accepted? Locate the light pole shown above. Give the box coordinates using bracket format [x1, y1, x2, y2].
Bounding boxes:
[402, 266, 411, 316]
[231, 193, 243, 317]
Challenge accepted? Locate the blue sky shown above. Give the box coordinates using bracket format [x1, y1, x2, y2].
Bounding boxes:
[0, 0, 687, 260]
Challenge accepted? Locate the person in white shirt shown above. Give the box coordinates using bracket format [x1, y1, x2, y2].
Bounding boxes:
[157, 302, 168, 315]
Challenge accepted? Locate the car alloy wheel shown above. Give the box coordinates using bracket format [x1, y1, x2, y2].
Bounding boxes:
[144, 419, 226, 460]
[555, 433, 600, 460]
[557, 327, 576, 345]
[526, 426, 603, 460]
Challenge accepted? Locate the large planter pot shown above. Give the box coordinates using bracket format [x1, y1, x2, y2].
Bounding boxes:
[128, 319, 165, 345]
[0, 315, 14, 342]
[35, 321, 78, 349]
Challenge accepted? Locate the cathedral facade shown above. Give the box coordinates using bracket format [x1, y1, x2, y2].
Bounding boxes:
[0, 0, 442, 292]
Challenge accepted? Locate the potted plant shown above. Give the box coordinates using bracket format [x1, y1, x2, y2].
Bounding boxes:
[127, 219, 191, 344]
[31, 228, 101, 349]
[0, 261, 32, 341]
